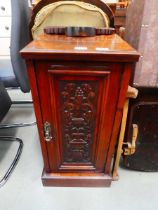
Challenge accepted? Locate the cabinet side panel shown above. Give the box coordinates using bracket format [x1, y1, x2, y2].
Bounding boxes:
[95, 64, 121, 171]
[105, 63, 132, 174]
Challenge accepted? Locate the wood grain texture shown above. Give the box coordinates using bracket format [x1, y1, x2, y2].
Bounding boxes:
[21, 34, 140, 62]
[42, 170, 112, 187]
[105, 63, 132, 173]
[21, 34, 139, 187]
[25, 60, 50, 172]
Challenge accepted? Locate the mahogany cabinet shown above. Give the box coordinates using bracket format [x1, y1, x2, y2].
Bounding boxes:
[21, 34, 139, 187]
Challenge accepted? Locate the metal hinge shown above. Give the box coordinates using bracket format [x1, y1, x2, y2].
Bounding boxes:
[44, 121, 53, 142]
[123, 124, 138, 156]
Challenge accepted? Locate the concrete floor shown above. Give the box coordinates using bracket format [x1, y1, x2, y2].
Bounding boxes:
[0, 90, 158, 210]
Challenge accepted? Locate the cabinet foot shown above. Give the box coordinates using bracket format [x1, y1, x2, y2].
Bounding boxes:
[42, 170, 112, 187]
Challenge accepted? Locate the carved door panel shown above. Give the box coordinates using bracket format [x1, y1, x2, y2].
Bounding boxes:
[36, 62, 121, 173]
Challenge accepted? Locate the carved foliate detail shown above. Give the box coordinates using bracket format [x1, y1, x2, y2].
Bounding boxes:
[60, 82, 98, 163]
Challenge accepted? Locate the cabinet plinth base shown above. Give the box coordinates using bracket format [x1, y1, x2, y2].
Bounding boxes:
[42, 170, 112, 187]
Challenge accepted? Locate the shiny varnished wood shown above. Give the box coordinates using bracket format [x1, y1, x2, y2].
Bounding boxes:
[21, 34, 139, 62]
[44, 26, 116, 36]
[21, 34, 139, 187]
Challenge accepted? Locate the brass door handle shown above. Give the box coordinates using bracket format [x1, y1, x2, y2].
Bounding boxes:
[44, 121, 53, 142]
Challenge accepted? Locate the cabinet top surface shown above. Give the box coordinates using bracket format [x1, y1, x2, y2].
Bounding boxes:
[21, 34, 140, 62]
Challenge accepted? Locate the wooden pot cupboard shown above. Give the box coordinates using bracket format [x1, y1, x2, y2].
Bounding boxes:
[21, 33, 139, 187]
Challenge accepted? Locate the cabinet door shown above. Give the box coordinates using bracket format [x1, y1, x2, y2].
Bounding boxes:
[36, 62, 121, 172]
